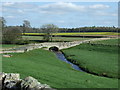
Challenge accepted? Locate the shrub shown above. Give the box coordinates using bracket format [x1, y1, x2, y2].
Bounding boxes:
[2, 27, 22, 44]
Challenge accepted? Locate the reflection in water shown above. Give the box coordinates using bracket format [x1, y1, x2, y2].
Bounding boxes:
[55, 51, 84, 72]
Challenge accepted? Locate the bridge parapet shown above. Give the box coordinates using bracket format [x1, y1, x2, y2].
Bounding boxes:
[1, 38, 111, 53]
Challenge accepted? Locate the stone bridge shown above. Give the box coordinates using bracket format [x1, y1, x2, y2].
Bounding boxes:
[1, 38, 111, 54]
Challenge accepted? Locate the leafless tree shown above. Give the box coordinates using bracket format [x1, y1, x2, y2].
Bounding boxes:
[41, 24, 58, 41]
[23, 20, 31, 34]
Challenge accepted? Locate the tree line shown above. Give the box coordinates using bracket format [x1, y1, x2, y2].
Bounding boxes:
[12, 26, 119, 33]
[59, 26, 119, 33]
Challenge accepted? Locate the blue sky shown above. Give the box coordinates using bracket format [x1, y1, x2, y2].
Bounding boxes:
[1, 2, 118, 28]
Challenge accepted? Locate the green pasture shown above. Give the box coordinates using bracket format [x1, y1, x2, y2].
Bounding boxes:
[62, 39, 119, 78]
[2, 49, 118, 88]
[22, 36, 92, 42]
[1, 44, 25, 49]
[2, 44, 18, 48]
[91, 38, 119, 45]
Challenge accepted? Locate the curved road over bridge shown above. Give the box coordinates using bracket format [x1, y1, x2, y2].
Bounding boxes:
[1, 38, 111, 54]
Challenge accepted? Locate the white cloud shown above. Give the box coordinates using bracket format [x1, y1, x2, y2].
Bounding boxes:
[104, 21, 112, 24]
[2, 2, 111, 15]
[37, 3, 111, 15]
[3, 2, 15, 6]
[94, 11, 108, 16]
[3, 2, 37, 10]
[57, 20, 65, 23]
[94, 11, 117, 16]
[2, 2, 116, 23]
[2, 2, 37, 15]
[6, 15, 14, 18]
[89, 4, 110, 9]
[38, 2, 86, 14]
[17, 9, 24, 14]
[111, 13, 117, 16]
[0, 8, 2, 12]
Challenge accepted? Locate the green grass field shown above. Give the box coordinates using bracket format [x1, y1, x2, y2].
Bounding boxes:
[22, 36, 92, 42]
[91, 38, 119, 45]
[1, 44, 25, 49]
[2, 49, 118, 88]
[62, 39, 119, 78]
[2, 44, 18, 48]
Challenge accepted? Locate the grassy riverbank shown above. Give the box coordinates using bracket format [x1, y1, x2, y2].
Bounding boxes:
[62, 39, 119, 78]
[2, 49, 118, 88]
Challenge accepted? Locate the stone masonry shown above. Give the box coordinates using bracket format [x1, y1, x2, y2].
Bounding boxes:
[0, 73, 55, 90]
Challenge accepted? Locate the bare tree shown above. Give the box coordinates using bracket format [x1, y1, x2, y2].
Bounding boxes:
[23, 20, 31, 34]
[0, 17, 6, 28]
[0, 17, 6, 44]
[41, 24, 58, 41]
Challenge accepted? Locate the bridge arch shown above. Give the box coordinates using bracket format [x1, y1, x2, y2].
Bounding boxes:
[49, 46, 59, 51]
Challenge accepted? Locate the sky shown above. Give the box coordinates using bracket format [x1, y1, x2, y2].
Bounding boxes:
[1, 1, 118, 28]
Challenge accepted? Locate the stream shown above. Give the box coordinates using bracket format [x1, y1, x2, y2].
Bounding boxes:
[54, 51, 116, 79]
[54, 51, 84, 72]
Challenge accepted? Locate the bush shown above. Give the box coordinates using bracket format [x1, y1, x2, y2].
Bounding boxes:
[2, 27, 22, 44]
